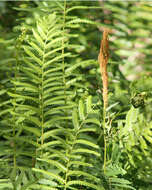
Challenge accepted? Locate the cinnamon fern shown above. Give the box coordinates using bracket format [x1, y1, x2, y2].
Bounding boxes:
[0, 1, 140, 190]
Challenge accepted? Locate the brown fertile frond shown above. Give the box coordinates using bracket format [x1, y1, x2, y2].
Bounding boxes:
[99, 28, 109, 61]
[98, 28, 110, 109]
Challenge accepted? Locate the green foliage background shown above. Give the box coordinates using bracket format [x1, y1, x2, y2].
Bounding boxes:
[0, 1, 152, 190]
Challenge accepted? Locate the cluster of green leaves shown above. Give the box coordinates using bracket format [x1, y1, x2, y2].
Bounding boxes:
[0, 1, 152, 190]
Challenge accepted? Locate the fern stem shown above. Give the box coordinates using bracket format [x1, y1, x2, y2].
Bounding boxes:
[62, 0, 67, 105]
[64, 131, 80, 190]
[12, 29, 26, 174]
[64, 112, 90, 189]
[12, 63, 17, 171]
[40, 32, 48, 150]
[11, 29, 27, 183]
[98, 29, 110, 174]
[12, 38, 20, 177]
[62, 2, 69, 189]
[97, 107, 107, 174]
[40, 47, 45, 147]
[103, 107, 107, 174]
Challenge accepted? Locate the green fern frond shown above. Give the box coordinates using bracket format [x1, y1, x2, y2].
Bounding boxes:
[66, 180, 100, 190]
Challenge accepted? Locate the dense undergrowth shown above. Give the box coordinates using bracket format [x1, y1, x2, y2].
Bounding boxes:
[0, 1, 152, 190]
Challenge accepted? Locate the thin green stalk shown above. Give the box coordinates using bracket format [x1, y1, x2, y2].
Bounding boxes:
[103, 107, 107, 174]
[11, 33, 23, 186]
[97, 105, 107, 174]
[61, 1, 70, 190]
[12, 36, 22, 177]
[12, 58, 17, 176]
[40, 29, 49, 152]
[40, 40, 46, 148]
[62, 0, 67, 105]
[64, 111, 90, 190]
[11, 29, 27, 187]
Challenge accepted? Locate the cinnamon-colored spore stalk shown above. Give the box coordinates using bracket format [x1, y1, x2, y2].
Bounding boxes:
[98, 28, 110, 109]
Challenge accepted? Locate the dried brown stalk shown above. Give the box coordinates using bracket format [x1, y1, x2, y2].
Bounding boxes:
[98, 28, 110, 174]
[98, 28, 109, 109]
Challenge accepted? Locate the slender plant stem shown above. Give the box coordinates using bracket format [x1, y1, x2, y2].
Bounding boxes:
[97, 103, 107, 174]
[12, 39, 20, 179]
[40, 35, 47, 148]
[64, 111, 90, 190]
[62, 1, 69, 190]
[103, 107, 107, 174]
[62, 0, 67, 105]
[11, 29, 26, 186]
[12, 58, 17, 176]
[40, 24, 50, 154]
[98, 29, 110, 174]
